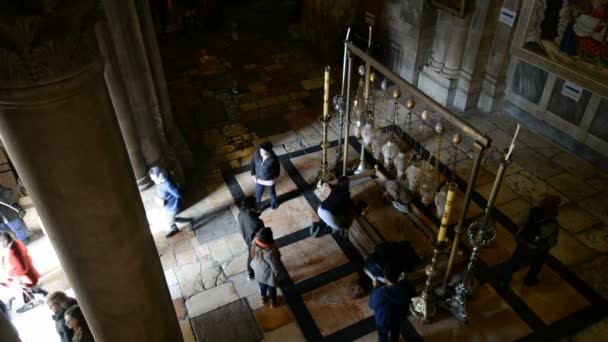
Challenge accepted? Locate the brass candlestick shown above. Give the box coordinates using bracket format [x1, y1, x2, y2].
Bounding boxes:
[317, 66, 335, 186]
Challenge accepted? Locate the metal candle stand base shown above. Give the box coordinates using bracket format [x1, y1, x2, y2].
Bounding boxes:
[410, 241, 448, 323]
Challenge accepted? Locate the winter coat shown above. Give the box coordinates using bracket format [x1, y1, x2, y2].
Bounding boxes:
[369, 280, 416, 328]
[250, 240, 288, 287]
[72, 326, 95, 342]
[52, 298, 78, 342]
[238, 209, 264, 247]
[250, 151, 280, 181]
[155, 179, 181, 214]
[320, 187, 357, 228]
[0, 240, 40, 287]
[517, 207, 559, 251]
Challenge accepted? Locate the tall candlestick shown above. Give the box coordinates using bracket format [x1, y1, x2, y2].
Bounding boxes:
[437, 183, 457, 242]
[323, 66, 330, 119]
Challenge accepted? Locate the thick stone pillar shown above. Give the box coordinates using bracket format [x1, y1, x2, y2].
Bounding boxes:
[96, 20, 153, 191]
[478, 0, 521, 112]
[0, 2, 182, 341]
[135, 0, 192, 178]
[101, 0, 165, 170]
[453, 1, 495, 111]
[428, 11, 451, 72]
[418, 11, 471, 106]
[0, 315, 19, 342]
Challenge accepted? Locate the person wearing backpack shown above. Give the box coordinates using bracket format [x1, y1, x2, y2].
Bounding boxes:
[238, 196, 264, 280]
[250, 227, 287, 308]
[369, 263, 416, 342]
[500, 195, 561, 287]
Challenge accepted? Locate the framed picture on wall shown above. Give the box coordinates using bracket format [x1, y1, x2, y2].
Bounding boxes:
[431, 0, 467, 17]
[511, 0, 608, 98]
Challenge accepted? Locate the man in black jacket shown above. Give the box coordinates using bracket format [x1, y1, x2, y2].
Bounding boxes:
[251, 141, 281, 209]
[238, 196, 265, 279]
[500, 195, 561, 286]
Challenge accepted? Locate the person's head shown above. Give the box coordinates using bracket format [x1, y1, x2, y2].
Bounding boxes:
[0, 232, 13, 249]
[241, 196, 258, 212]
[383, 264, 401, 285]
[336, 176, 350, 192]
[149, 166, 168, 184]
[64, 305, 86, 330]
[259, 141, 273, 159]
[257, 227, 274, 245]
[47, 291, 74, 314]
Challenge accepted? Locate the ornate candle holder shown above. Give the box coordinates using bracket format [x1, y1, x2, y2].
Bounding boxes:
[317, 66, 336, 186]
[355, 123, 374, 174]
[352, 65, 366, 139]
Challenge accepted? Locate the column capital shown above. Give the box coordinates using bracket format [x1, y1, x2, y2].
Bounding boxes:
[0, 1, 101, 87]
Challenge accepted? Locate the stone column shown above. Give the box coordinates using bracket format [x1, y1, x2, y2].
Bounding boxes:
[0, 314, 19, 342]
[0, 2, 182, 341]
[101, 0, 166, 170]
[478, 0, 521, 112]
[96, 20, 153, 191]
[453, 1, 495, 111]
[441, 15, 472, 78]
[428, 11, 450, 72]
[135, 0, 192, 179]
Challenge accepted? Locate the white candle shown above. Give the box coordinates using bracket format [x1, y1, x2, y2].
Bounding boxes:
[323, 66, 330, 118]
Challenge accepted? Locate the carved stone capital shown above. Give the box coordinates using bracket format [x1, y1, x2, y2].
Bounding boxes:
[0, 1, 101, 87]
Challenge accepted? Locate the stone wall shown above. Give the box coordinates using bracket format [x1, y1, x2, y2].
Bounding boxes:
[300, 0, 359, 57]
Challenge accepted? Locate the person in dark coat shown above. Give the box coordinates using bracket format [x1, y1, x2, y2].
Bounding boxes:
[250, 227, 288, 308]
[312, 177, 367, 238]
[251, 141, 281, 209]
[369, 264, 416, 342]
[149, 167, 182, 238]
[238, 196, 264, 280]
[64, 305, 94, 342]
[47, 291, 78, 342]
[500, 195, 561, 286]
[0, 185, 29, 243]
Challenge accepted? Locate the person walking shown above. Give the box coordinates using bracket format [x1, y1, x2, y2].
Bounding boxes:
[250, 227, 287, 308]
[149, 167, 182, 238]
[251, 142, 280, 210]
[47, 291, 78, 342]
[500, 195, 561, 287]
[64, 305, 94, 342]
[312, 177, 367, 238]
[369, 265, 416, 342]
[238, 196, 264, 280]
[0, 185, 29, 244]
[0, 232, 47, 313]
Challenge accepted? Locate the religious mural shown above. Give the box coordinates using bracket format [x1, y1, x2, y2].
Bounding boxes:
[523, 0, 608, 89]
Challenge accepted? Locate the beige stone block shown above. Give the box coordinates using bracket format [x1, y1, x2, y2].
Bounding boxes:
[476, 182, 520, 206]
[185, 282, 240, 318]
[202, 266, 226, 289]
[550, 230, 596, 266]
[223, 253, 249, 278]
[576, 227, 608, 253]
[173, 238, 194, 253]
[176, 249, 198, 265]
[175, 263, 202, 298]
[195, 243, 213, 261]
[169, 284, 183, 300]
[496, 198, 532, 224]
[160, 251, 177, 269]
[164, 269, 178, 287]
[174, 298, 187, 320]
[546, 173, 599, 203]
[552, 152, 599, 179]
[263, 321, 305, 342]
[225, 233, 248, 256]
[580, 191, 608, 225]
[504, 170, 567, 205]
[557, 204, 600, 234]
[208, 238, 233, 262]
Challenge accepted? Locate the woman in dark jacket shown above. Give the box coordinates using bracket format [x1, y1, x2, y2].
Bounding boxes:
[47, 291, 78, 342]
[251, 141, 281, 209]
[65, 305, 94, 342]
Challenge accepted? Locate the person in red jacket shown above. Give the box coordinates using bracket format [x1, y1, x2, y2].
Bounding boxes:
[0, 232, 47, 313]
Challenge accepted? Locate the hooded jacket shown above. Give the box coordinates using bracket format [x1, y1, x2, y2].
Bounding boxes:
[250, 240, 287, 287]
[369, 280, 416, 328]
[250, 150, 280, 181]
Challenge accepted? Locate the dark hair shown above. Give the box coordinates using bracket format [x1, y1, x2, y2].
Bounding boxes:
[241, 196, 257, 210]
[257, 227, 274, 245]
[384, 263, 401, 284]
[0, 232, 13, 243]
[65, 305, 87, 328]
[260, 141, 273, 152]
